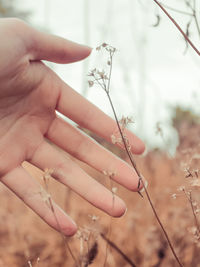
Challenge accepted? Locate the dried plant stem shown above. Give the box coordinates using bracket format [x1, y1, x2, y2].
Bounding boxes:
[103, 177, 115, 267]
[183, 190, 200, 234]
[158, 3, 193, 16]
[101, 233, 137, 267]
[42, 173, 79, 267]
[48, 197, 79, 267]
[153, 0, 200, 56]
[104, 50, 182, 265]
[86, 232, 91, 261]
[189, 195, 200, 234]
[103, 211, 112, 267]
[106, 92, 140, 178]
[89, 44, 183, 266]
[194, 15, 200, 39]
[27, 258, 40, 267]
[158, 1, 200, 45]
[106, 91, 183, 267]
[104, 51, 143, 194]
[192, 0, 200, 39]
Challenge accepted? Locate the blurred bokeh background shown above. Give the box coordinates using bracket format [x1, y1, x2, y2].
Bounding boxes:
[0, 1, 200, 266]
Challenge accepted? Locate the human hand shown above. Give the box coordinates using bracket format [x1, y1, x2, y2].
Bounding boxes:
[0, 18, 145, 236]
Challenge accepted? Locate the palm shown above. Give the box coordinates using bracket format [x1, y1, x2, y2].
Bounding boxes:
[0, 54, 59, 175]
[0, 18, 145, 236]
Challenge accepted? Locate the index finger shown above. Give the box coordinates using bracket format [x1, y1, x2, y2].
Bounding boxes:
[17, 19, 92, 63]
[57, 83, 145, 155]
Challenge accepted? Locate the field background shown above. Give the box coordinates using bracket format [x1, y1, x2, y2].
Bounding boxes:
[0, 120, 200, 267]
[1, 1, 200, 266]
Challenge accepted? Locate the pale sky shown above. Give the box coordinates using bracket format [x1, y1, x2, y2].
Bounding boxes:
[17, 0, 200, 150]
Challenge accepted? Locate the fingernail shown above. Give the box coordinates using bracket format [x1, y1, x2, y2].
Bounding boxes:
[79, 43, 93, 50]
[121, 207, 128, 218]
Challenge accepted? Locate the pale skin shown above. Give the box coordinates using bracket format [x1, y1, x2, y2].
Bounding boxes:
[0, 18, 145, 236]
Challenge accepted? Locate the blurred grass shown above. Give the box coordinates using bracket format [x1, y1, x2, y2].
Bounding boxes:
[0, 146, 199, 266]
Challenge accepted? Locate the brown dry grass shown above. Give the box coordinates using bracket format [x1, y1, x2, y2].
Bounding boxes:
[0, 142, 200, 267]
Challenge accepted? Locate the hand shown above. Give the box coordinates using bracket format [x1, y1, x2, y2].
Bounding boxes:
[0, 18, 145, 236]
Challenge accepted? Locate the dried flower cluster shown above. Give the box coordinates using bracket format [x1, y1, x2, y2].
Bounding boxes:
[96, 43, 116, 53]
[76, 225, 99, 267]
[88, 43, 116, 94]
[110, 116, 134, 152]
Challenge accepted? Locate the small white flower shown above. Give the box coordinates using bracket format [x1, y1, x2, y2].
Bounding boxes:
[102, 170, 108, 176]
[188, 226, 198, 235]
[177, 186, 185, 192]
[111, 134, 117, 144]
[112, 187, 118, 194]
[171, 193, 177, 199]
[88, 80, 94, 87]
[192, 201, 197, 207]
[195, 209, 200, 214]
[43, 168, 54, 179]
[89, 214, 99, 222]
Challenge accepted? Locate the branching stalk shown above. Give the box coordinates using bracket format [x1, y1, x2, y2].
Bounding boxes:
[88, 43, 184, 267]
[106, 91, 183, 267]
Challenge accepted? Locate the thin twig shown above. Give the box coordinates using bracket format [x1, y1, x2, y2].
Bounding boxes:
[106, 91, 183, 267]
[183, 189, 200, 234]
[192, 0, 200, 39]
[103, 174, 116, 267]
[153, 0, 200, 56]
[49, 196, 79, 266]
[106, 50, 183, 265]
[189, 193, 200, 233]
[42, 171, 79, 267]
[105, 50, 143, 193]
